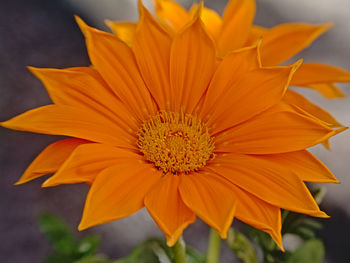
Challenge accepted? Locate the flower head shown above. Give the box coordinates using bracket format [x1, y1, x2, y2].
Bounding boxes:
[1, 1, 346, 248]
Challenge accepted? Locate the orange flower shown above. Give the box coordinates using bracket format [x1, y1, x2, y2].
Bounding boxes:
[107, 0, 350, 129]
[1, 2, 345, 248]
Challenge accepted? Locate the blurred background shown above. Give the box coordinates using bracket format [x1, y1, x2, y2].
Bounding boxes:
[0, 0, 349, 262]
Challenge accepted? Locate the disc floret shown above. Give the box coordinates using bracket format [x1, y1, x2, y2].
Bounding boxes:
[138, 111, 215, 174]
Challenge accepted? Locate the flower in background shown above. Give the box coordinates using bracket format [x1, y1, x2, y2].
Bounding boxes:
[107, 0, 350, 135]
[1, 1, 346, 248]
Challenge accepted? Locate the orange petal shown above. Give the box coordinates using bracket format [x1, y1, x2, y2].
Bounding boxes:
[207, 61, 300, 134]
[321, 140, 331, 150]
[1, 105, 136, 149]
[199, 45, 260, 118]
[105, 20, 136, 45]
[217, 0, 256, 56]
[245, 25, 266, 45]
[154, 0, 191, 33]
[256, 150, 339, 183]
[189, 4, 222, 40]
[209, 154, 327, 218]
[133, 3, 172, 110]
[15, 138, 87, 185]
[28, 66, 139, 132]
[228, 183, 283, 250]
[201, 7, 222, 40]
[42, 144, 141, 187]
[291, 63, 350, 86]
[179, 172, 236, 238]
[215, 104, 337, 154]
[170, 16, 216, 113]
[261, 23, 332, 66]
[284, 89, 342, 127]
[305, 83, 345, 99]
[78, 160, 162, 230]
[145, 175, 196, 246]
[75, 16, 157, 120]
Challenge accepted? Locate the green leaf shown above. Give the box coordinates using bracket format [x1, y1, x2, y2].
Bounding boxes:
[38, 213, 77, 255]
[246, 226, 276, 252]
[186, 247, 206, 263]
[112, 239, 205, 263]
[310, 187, 327, 205]
[294, 227, 316, 240]
[77, 235, 101, 257]
[74, 254, 111, 263]
[286, 239, 325, 263]
[300, 219, 322, 231]
[226, 228, 258, 263]
[113, 239, 167, 263]
[44, 253, 81, 263]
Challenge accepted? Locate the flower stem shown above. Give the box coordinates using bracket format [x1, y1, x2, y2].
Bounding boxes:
[206, 228, 221, 263]
[173, 236, 187, 263]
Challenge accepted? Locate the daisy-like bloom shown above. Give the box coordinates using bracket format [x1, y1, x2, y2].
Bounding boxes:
[1, 2, 345, 248]
[107, 0, 350, 131]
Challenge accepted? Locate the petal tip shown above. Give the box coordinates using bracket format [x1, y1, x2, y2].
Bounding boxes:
[137, 0, 147, 16]
[74, 15, 90, 37]
[26, 65, 36, 72]
[321, 22, 334, 31]
[26, 66, 45, 78]
[77, 222, 87, 231]
[0, 120, 10, 128]
[166, 236, 177, 247]
[314, 211, 330, 218]
[14, 180, 24, 186]
[41, 178, 56, 188]
[291, 58, 304, 74]
[104, 19, 113, 28]
[335, 126, 348, 135]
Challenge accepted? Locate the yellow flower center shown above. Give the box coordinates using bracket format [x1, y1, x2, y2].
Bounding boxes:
[137, 111, 215, 174]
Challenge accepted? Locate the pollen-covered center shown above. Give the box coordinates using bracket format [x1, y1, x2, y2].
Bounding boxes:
[137, 111, 215, 174]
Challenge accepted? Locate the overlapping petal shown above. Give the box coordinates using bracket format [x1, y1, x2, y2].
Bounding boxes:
[154, 0, 191, 33]
[28, 66, 139, 132]
[42, 144, 141, 187]
[79, 159, 162, 230]
[75, 16, 157, 120]
[255, 150, 338, 183]
[1, 105, 136, 149]
[105, 21, 136, 45]
[145, 175, 196, 246]
[291, 63, 350, 86]
[217, 0, 256, 56]
[179, 172, 236, 238]
[195, 5, 222, 40]
[260, 23, 332, 66]
[306, 83, 345, 99]
[283, 89, 342, 127]
[209, 154, 327, 217]
[15, 138, 87, 185]
[215, 103, 337, 154]
[133, 3, 172, 110]
[232, 188, 283, 250]
[170, 15, 216, 113]
[206, 61, 300, 134]
[199, 45, 260, 118]
[205, 173, 283, 249]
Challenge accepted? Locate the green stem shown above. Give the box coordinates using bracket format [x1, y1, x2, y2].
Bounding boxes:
[173, 236, 187, 263]
[206, 228, 221, 263]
